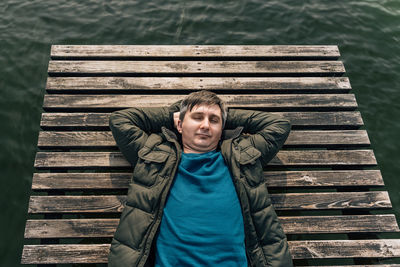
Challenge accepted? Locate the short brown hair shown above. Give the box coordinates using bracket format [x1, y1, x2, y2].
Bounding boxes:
[180, 90, 227, 128]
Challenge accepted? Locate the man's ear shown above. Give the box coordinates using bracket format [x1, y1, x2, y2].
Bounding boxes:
[177, 119, 183, 134]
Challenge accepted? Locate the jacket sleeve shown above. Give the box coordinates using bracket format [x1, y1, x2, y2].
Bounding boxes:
[226, 109, 293, 266]
[109, 102, 181, 167]
[225, 109, 291, 167]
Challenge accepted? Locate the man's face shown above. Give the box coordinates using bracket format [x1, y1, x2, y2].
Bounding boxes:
[177, 104, 223, 154]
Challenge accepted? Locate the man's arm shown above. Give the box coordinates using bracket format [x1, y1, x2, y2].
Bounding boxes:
[225, 109, 291, 166]
[226, 109, 293, 266]
[109, 103, 180, 167]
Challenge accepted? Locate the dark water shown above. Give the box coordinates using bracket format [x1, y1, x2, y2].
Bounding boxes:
[1, 0, 399, 266]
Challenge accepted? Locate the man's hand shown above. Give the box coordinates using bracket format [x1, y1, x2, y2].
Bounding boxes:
[173, 112, 180, 129]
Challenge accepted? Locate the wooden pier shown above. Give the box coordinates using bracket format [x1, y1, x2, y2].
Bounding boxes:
[22, 45, 400, 266]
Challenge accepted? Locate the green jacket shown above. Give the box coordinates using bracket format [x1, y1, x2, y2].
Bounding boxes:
[108, 102, 293, 267]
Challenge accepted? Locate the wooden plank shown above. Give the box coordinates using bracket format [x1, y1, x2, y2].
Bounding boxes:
[285, 130, 369, 146]
[24, 215, 399, 238]
[21, 239, 400, 264]
[31, 170, 384, 190]
[29, 195, 125, 213]
[48, 60, 345, 75]
[264, 170, 383, 187]
[41, 112, 111, 129]
[33, 150, 377, 169]
[21, 244, 110, 264]
[279, 215, 399, 234]
[31, 172, 131, 190]
[269, 150, 377, 167]
[37, 130, 370, 148]
[38, 131, 116, 148]
[290, 239, 400, 259]
[50, 45, 340, 59]
[42, 94, 358, 111]
[271, 191, 390, 210]
[46, 77, 351, 92]
[28, 191, 391, 213]
[40, 112, 364, 129]
[24, 219, 121, 238]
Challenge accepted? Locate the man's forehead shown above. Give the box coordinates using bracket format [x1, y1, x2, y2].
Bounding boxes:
[189, 104, 222, 116]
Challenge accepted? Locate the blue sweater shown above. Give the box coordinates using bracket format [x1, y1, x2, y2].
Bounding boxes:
[155, 150, 247, 266]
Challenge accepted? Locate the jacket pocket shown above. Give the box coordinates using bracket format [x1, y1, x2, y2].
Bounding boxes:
[132, 147, 169, 187]
[239, 146, 264, 187]
[138, 147, 169, 163]
[239, 146, 262, 165]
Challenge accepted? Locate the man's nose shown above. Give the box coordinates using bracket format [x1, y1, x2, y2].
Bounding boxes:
[200, 118, 210, 129]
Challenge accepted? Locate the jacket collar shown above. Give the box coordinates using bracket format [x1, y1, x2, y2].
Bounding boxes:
[161, 127, 179, 143]
[222, 126, 244, 140]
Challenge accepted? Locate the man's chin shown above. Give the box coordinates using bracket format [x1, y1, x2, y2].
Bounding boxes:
[190, 143, 216, 153]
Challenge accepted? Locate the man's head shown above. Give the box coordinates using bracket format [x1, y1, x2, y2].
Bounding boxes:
[177, 90, 227, 154]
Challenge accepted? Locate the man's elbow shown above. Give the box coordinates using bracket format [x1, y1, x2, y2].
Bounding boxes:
[282, 118, 291, 135]
[109, 110, 132, 135]
[109, 111, 120, 131]
[275, 117, 291, 137]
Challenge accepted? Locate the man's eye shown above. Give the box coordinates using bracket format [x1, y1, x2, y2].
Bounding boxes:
[209, 116, 220, 123]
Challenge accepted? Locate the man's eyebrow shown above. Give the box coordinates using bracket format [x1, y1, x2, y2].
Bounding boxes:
[191, 111, 221, 118]
[190, 112, 204, 116]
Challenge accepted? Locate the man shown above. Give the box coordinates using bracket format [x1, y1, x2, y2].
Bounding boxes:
[108, 90, 293, 267]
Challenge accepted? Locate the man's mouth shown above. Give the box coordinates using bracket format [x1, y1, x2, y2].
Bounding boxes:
[196, 133, 211, 137]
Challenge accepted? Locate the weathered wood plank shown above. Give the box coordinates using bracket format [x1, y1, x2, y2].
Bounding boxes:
[40, 112, 364, 129]
[46, 77, 351, 92]
[271, 191, 390, 210]
[285, 130, 369, 146]
[29, 195, 126, 213]
[24, 219, 121, 238]
[42, 94, 358, 111]
[279, 215, 399, 234]
[21, 244, 110, 264]
[24, 215, 399, 238]
[28, 191, 391, 213]
[50, 45, 340, 59]
[31, 172, 131, 190]
[40, 112, 111, 129]
[33, 150, 377, 169]
[31, 170, 384, 190]
[264, 170, 383, 187]
[38, 131, 115, 148]
[290, 239, 400, 259]
[269, 150, 377, 166]
[37, 130, 370, 148]
[48, 60, 345, 75]
[21, 239, 400, 264]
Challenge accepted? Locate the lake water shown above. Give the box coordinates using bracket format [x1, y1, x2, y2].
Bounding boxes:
[1, 0, 399, 266]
